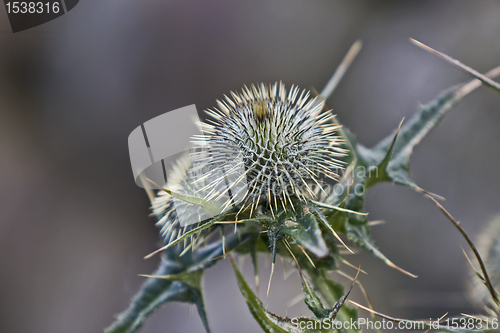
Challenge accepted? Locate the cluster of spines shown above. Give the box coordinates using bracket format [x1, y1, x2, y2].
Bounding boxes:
[192, 82, 346, 217]
[151, 154, 211, 251]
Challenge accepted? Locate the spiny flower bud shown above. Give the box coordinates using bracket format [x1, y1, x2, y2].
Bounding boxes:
[471, 216, 500, 311]
[151, 153, 212, 248]
[192, 82, 346, 215]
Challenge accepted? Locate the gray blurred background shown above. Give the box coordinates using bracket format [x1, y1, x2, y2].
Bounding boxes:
[1, 1, 500, 332]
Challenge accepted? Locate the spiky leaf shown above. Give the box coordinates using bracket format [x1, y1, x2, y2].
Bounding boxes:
[231, 256, 340, 333]
[106, 224, 261, 333]
[323, 72, 499, 275]
[300, 272, 353, 322]
[308, 269, 360, 333]
[280, 200, 328, 259]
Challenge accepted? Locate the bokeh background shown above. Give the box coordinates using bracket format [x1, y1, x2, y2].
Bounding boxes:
[1, 1, 500, 332]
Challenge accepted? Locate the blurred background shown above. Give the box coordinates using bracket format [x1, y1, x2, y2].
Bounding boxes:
[1, 1, 500, 332]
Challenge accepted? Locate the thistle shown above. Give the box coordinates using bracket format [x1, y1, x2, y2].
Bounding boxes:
[472, 216, 500, 311]
[151, 153, 214, 249]
[108, 39, 500, 333]
[145, 83, 353, 268]
[192, 82, 346, 216]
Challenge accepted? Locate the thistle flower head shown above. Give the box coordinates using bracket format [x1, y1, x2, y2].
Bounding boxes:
[472, 216, 500, 310]
[152, 153, 212, 247]
[193, 82, 346, 215]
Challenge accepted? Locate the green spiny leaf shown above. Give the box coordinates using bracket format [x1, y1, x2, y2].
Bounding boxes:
[106, 223, 261, 333]
[301, 274, 330, 319]
[345, 219, 417, 278]
[231, 255, 295, 333]
[309, 270, 359, 333]
[104, 258, 210, 333]
[231, 256, 338, 333]
[280, 200, 328, 259]
[156, 184, 221, 216]
[322, 73, 499, 275]
[145, 213, 268, 259]
[382, 87, 461, 191]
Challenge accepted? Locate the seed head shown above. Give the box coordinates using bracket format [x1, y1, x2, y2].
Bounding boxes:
[192, 82, 346, 215]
